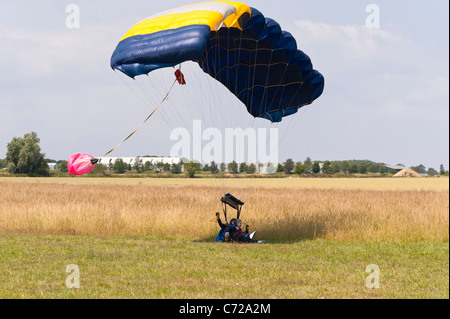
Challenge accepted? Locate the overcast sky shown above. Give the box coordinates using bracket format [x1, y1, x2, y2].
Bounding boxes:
[0, 0, 448, 169]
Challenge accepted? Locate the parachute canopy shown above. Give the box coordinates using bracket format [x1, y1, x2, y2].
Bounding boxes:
[111, 1, 324, 122]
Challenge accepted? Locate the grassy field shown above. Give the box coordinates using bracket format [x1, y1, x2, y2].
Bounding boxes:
[0, 177, 448, 298]
[0, 235, 448, 299]
[1, 176, 448, 191]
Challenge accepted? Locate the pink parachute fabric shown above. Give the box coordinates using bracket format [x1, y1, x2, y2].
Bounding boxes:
[68, 153, 96, 176]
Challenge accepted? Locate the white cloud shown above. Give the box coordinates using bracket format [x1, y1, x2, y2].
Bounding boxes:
[0, 23, 122, 83]
[294, 20, 408, 62]
[292, 19, 449, 117]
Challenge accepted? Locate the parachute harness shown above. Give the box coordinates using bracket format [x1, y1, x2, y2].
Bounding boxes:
[101, 74, 180, 158]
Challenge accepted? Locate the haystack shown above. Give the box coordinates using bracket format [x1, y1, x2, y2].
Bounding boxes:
[393, 168, 421, 177]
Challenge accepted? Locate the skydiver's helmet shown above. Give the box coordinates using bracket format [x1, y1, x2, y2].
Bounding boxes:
[229, 218, 236, 226]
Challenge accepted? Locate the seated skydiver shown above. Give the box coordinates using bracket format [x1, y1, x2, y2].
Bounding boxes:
[215, 213, 236, 242]
[229, 219, 264, 243]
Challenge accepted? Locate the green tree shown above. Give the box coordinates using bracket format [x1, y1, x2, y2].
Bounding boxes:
[210, 161, 219, 174]
[427, 168, 438, 176]
[156, 161, 164, 173]
[304, 157, 313, 174]
[341, 161, 350, 174]
[312, 161, 321, 174]
[171, 163, 182, 174]
[367, 164, 377, 173]
[411, 164, 426, 175]
[5, 132, 49, 176]
[220, 163, 226, 172]
[239, 162, 248, 174]
[276, 163, 284, 173]
[349, 164, 359, 174]
[246, 163, 256, 174]
[144, 161, 154, 172]
[331, 162, 341, 174]
[133, 157, 143, 173]
[228, 161, 238, 174]
[284, 158, 295, 174]
[322, 161, 332, 174]
[439, 164, 446, 175]
[113, 158, 128, 174]
[184, 162, 201, 178]
[58, 160, 68, 173]
[91, 163, 107, 175]
[294, 162, 305, 175]
[379, 163, 386, 174]
[359, 165, 367, 174]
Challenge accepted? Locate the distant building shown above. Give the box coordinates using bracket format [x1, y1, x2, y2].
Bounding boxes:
[97, 157, 183, 171]
[385, 164, 406, 172]
[48, 163, 59, 170]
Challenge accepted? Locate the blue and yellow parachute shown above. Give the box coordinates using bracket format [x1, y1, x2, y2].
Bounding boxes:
[111, 1, 324, 122]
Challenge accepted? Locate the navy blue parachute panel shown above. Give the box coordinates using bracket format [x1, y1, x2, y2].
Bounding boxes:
[198, 7, 324, 122]
[111, 25, 211, 78]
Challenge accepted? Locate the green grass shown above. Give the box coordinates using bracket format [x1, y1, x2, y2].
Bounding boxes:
[0, 235, 447, 299]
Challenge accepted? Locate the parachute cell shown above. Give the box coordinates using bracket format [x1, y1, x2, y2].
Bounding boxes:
[110, 1, 324, 122]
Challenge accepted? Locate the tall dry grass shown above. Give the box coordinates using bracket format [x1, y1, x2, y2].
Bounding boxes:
[0, 180, 448, 241]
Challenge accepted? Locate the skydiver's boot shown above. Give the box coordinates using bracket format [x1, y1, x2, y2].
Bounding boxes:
[224, 232, 230, 242]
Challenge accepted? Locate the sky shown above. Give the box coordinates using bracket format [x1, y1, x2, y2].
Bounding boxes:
[0, 0, 448, 170]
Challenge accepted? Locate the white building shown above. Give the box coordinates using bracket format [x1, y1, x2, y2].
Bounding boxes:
[48, 163, 59, 170]
[97, 157, 183, 170]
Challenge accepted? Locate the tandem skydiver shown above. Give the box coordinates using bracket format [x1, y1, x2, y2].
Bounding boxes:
[216, 213, 265, 244]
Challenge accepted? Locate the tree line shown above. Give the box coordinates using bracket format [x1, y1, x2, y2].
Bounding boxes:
[1, 132, 448, 178]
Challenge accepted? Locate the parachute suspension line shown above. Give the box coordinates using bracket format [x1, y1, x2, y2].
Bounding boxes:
[101, 78, 178, 158]
[208, 28, 222, 131]
[194, 30, 221, 194]
[146, 72, 176, 129]
[202, 48, 217, 132]
[279, 106, 310, 145]
[134, 77, 167, 122]
[278, 78, 314, 144]
[114, 71, 156, 112]
[200, 31, 223, 194]
[176, 63, 195, 124]
[203, 33, 225, 130]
